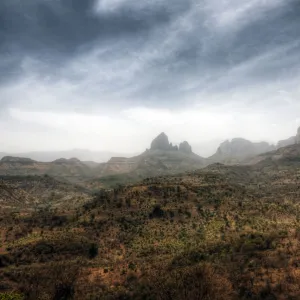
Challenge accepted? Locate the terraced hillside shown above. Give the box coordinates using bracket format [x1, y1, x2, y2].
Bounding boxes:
[0, 146, 300, 299]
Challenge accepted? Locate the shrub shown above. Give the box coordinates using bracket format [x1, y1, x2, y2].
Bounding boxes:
[0, 293, 24, 300]
[148, 263, 233, 300]
[149, 205, 166, 219]
[88, 243, 98, 259]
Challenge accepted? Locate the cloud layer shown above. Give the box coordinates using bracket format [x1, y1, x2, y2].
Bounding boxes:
[0, 0, 300, 155]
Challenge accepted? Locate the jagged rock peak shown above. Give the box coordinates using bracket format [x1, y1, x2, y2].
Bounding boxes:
[179, 141, 192, 154]
[150, 133, 193, 153]
[150, 132, 171, 151]
[170, 143, 179, 151]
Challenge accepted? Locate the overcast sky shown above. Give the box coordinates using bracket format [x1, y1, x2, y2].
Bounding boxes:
[1, 0, 300, 156]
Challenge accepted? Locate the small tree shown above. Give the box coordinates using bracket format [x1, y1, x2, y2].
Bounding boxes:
[88, 243, 98, 259]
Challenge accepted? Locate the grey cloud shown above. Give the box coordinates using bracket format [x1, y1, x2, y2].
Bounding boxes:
[0, 0, 191, 83]
[0, 0, 300, 112]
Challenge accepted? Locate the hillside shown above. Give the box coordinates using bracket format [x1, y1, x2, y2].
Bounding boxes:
[0, 175, 92, 212]
[245, 143, 300, 166]
[0, 145, 300, 299]
[0, 156, 99, 183]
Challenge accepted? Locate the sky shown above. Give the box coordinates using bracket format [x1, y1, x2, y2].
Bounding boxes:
[0, 0, 300, 157]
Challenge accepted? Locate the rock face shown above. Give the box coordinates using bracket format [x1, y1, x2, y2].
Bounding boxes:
[296, 127, 300, 144]
[150, 133, 171, 151]
[150, 133, 194, 154]
[179, 141, 192, 154]
[209, 138, 275, 164]
[217, 139, 273, 158]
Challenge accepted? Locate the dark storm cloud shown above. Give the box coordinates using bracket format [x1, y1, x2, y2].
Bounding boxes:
[133, 0, 300, 100]
[0, 0, 191, 83]
[0, 0, 300, 110]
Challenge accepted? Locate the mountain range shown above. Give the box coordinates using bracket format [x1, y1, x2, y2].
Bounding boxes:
[1, 127, 299, 187]
[1, 135, 300, 299]
[0, 149, 137, 163]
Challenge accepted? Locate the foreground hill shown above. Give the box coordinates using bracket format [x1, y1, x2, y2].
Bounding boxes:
[0, 146, 300, 299]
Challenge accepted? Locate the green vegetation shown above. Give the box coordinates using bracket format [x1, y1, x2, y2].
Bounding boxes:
[0, 293, 24, 300]
[1, 157, 300, 299]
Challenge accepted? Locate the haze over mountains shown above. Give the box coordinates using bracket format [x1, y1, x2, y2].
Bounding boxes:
[1, 126, 299, 163]
[0, 149, 137, 163]
[1, 126, 299, 188]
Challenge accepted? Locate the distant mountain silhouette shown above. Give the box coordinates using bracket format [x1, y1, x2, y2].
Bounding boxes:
[2, 128, 300, 188]
[96, 133, 205, 178]
[0, 149, 136, 163]
[277, 127, 300, 148]
[207, 138, 275, 164]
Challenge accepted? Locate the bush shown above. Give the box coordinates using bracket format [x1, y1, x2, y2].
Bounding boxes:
[149, 205, 166, 219]
[0, 293, 24, 300]
[148, 263, 233, 300]
[88, 243, 98, 259]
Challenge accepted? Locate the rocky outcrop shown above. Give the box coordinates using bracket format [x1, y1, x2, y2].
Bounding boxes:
[217, 139, 273, 158]
[150, 133, 194, 154]
[209, 138, 275, 164]
[179, 141, 192, 154]
[150, 133, 181, 151]
[150, 133, 171, 151]
[169, 143, 179, 151]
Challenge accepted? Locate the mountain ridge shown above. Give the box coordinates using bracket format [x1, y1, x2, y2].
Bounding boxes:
[1, 128, 300, 187]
